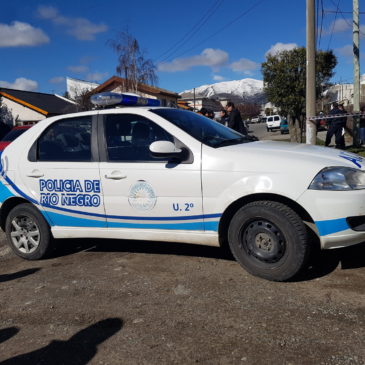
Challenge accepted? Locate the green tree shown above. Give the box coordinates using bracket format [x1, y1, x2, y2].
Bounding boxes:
[109, 31, 158, 93]
[262, 47, 337, 142]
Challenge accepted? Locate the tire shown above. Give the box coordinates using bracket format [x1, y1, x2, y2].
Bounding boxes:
[5, 203, 53, 260]
[228, 201, 310, 281]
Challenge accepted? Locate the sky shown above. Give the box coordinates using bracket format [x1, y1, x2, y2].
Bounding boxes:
[1, 0, 364, 95]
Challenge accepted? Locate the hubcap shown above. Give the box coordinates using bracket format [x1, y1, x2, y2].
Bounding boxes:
[10, 215, 40, 254]
[242, 220, 286, 263]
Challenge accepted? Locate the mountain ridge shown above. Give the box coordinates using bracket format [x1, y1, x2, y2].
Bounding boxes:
[179, 78, 266, 104]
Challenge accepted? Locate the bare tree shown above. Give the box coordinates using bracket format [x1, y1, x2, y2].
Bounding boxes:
[236, 103, 261, 120]
[109, 31, 158, 93]
[0, 98, 13, 126]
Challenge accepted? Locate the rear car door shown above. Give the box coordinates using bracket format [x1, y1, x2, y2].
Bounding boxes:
[20, 115, 106, 227]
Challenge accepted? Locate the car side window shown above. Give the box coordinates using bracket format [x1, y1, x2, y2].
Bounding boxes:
[104, 114, 173, 162]
[37, 117, 92, 162]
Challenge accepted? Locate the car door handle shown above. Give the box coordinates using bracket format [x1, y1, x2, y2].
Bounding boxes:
[27, 170, 44, 178]
[105, 171, 127, 180]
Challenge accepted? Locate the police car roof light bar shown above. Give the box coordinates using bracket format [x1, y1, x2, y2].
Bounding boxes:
[90, 92, 161, 107]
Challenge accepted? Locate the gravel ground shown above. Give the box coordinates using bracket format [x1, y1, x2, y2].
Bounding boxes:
[1, 231, 365, 365]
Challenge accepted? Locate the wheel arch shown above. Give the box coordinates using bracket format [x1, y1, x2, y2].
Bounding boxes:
[218, 193, 315, 249]
[0, 197, 40, 230]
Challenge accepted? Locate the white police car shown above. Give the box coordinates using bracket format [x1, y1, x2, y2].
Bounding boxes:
[1, 92, 365, 281]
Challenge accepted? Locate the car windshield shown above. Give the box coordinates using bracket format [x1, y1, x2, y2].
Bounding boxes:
[151, 109, 254, 148]
[1, 128, 27, 142]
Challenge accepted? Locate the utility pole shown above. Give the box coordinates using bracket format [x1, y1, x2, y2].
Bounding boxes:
[193, 88, 196, 111]
[306, 0, 316, 144]
[353, 0, 360, 147]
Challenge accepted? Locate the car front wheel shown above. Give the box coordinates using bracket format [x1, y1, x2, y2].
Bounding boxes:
[228, 201, 310, 281]
[5, 203, 53, 260]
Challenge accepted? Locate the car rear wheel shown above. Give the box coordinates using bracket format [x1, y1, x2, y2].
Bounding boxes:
[228, 201, 310, 281]
[5, 203, 53, 260]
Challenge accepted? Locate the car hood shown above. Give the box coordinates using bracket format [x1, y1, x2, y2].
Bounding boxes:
[202, 140, 365, 199]
[220, 141, 364, 170]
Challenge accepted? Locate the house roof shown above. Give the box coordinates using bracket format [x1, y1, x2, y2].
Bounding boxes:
[0, 88, 78, 116]
[91, 76, 180, 98]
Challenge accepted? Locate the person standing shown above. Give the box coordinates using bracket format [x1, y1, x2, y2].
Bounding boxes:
[325, 102, 346, 149]
[359, 106, 365, 145]
[225, 101, 247, 135]
[199, 107, 209, 117]
[219, 109, 229, 126]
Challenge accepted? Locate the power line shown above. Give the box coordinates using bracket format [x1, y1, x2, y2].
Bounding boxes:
[317, 0, 325, 49]
[328, 0, 365, 36]
[327, 0, 341, 50]
[324, 10, 365, 14]
[156, 0, 224, 62]
[161, 0, 266, 63]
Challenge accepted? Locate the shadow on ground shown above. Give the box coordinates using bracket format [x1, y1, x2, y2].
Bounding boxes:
[295, 242, 365, 281]
[0, 268, 41, 283]
[54, 238, 235, 262]
[0, 318, 123, 365]
[0, 327, 19, 345]
[51, 237, 365, 282]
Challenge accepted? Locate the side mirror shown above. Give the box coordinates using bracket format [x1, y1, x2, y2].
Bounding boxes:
[149, 141, 183, 158]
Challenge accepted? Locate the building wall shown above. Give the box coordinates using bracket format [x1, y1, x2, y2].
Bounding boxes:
[180, 97, 222, 111]
[2, 97, 44, 125]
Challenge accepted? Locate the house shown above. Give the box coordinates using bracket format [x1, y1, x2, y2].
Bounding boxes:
[177, 100, 193, 110]
[0, 88, 78, 126]
[66, 77, 100, 100]
[179, 96, 222, 112]
[90, 76, 180, 107]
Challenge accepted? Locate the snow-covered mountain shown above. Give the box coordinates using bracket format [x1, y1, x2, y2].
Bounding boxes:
[180, 78, 266, 104]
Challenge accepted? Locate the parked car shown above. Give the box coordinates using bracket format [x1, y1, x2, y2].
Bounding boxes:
[266, 115, 282, 132]
[317, 114, 327, 131]
[2, 92, 365, 282]
[280, 119, 289, 134]
[0, 125, 32, 151]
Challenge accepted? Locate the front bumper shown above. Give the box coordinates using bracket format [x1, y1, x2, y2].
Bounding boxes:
[297, 189, 365, 249]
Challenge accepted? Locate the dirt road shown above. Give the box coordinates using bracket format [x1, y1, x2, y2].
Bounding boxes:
[1, 232, 365, 364]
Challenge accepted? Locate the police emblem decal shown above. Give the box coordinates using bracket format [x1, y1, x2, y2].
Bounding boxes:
[128, 180, 156, 211]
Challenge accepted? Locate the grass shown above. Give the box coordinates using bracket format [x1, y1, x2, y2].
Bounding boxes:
[346, 147, 365, 157]
[316, 137, 365, 157]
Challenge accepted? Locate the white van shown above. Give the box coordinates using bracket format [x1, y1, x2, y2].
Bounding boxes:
[266, 115, 282, 132]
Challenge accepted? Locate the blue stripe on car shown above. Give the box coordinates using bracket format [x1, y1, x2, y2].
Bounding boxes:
[45, 210, 219, 231]
[315, 218, 349, 236]
[0, 178, 220, 230]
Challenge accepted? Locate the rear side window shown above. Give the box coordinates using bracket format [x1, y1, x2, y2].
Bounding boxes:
[37, 117, 92, 162]
[274, 116, 280, 121]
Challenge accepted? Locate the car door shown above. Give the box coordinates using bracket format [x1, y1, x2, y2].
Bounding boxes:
[98, 111, 204, 232]
[20, 115, 107, 228]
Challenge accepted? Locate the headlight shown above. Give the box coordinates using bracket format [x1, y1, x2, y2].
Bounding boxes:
[309, 167, 365, 190]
